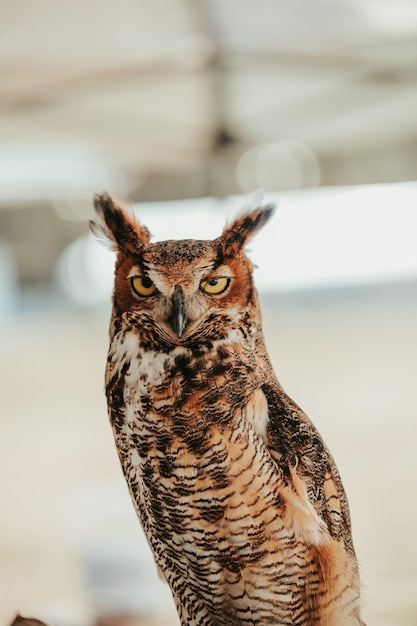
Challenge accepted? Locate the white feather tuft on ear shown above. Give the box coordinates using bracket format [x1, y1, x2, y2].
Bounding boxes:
[89, 219, 117, 251]
[247, 188, 265, 211]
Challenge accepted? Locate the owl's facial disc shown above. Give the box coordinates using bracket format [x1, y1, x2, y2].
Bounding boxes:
[125, 251, 245, 343]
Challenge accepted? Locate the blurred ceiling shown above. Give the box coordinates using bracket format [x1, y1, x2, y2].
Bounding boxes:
[1, 0, 417, 203]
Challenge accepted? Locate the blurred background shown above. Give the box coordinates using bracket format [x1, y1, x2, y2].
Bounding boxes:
[1, 1, 417, 625]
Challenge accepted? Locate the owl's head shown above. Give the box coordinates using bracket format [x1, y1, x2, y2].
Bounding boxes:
[91, 193, 274, 345]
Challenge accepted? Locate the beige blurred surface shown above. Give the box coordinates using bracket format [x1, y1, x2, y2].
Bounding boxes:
[0, 283, 416, 625]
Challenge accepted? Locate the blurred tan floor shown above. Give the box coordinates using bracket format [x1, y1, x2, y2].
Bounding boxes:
[0, 284, 416, 626]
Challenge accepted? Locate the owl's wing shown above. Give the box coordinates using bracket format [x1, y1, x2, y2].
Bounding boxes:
[261, 381, 356, 556]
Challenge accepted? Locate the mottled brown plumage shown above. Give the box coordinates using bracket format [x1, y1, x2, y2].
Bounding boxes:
[92, 193, 365, 626]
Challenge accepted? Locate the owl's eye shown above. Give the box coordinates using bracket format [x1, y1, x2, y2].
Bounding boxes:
[131, 276, 157, 297]
[200, 277, 230, 295]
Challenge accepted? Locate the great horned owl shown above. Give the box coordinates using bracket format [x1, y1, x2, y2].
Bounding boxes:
[91, 193, 365, 626]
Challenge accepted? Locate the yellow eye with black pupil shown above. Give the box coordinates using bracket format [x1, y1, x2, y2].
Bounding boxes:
[131, 276, 157, 297]
[200, 277, 230, 295]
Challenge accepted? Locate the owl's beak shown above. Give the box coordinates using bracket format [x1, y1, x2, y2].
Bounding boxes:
[168, 286, 187, 338]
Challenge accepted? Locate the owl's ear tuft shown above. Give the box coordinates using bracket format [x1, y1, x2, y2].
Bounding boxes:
[219, 202, 276, 253]
[90, 193, 151, 251]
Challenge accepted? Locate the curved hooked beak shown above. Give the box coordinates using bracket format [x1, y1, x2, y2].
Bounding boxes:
[168, 286, 188, 338]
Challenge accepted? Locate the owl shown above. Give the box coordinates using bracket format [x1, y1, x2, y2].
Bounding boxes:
[91, 193, 365, 626]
